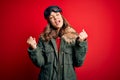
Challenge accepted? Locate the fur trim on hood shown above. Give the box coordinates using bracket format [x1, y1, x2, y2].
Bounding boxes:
[41, 26, 78, 43]
[61, 27, 78, 43]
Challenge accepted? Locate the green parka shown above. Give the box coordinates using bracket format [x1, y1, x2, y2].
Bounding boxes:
[28, 27, 88, 80]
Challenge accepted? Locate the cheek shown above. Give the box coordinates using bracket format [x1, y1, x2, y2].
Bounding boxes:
[50, 20, 55, 25]
[61, 19, 63, 24]
[60, 17, 63, 22]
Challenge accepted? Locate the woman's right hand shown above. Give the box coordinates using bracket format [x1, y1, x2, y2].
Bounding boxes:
[27, 36, 37, 49]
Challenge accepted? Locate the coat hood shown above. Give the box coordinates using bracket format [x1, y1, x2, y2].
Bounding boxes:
[61, 27, 78, 43]
[41, 26, 78, 43]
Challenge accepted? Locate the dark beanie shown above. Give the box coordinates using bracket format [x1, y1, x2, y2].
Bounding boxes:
[44, 6, 62, 19]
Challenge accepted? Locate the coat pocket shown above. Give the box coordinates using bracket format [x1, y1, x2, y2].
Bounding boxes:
[64, 49, 73, 65]
[39, 64, 51, 80]
[44, 45, 54, 64]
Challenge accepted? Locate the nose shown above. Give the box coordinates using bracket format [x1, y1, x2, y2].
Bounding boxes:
[53, 16, 57, 20]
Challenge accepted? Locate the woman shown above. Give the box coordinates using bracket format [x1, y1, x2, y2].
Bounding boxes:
[27, 5, 88, 80]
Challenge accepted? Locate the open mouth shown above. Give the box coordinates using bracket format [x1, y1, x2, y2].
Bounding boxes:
[55, 20, 61, 25]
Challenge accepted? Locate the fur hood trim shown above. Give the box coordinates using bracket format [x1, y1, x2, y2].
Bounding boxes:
[62, 27, 78, 43]
[41, 26, 78, 43]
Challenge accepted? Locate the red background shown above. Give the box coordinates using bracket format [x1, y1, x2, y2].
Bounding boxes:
[0, 0, 120, 80]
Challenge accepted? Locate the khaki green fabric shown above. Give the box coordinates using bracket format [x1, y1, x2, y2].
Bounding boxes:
[28, 37, 88, 80]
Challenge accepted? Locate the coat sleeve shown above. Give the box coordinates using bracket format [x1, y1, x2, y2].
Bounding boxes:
[28, 38, 45, 67]
[73, 40, 88, 67]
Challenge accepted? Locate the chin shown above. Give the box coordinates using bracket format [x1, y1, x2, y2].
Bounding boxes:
[58, 26, 62, 29]
[54, 24, 63, 29]
[58, 24, 63, 28]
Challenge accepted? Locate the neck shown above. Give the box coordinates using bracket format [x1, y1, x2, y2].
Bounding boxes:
[55, 28, 61, 38]
[57, 28, 60, 33]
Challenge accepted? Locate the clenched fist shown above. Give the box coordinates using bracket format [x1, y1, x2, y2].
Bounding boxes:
[78, 29, 88, 42]
[27, 36, 37, 49]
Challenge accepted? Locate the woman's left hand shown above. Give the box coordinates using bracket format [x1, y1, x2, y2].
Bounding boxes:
[78, 29, 88, 42]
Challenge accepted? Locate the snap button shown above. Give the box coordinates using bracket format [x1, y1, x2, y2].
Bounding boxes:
[61, 52, 64, 54]
[56, 50, 58, 53]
